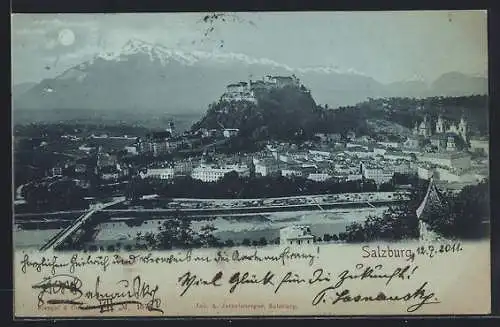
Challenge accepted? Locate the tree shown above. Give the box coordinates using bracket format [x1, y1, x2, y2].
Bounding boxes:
[125, 178, 142, 201]
[379, 182, 394, 192]
[341, 183, 426, 243]
[345, 222, 366, 242]
[393, 173, 417, 186]
[222, 171, 239, 182]
[451, 180, 489, 238]
[258, 237, 267, 246]
[242, 238, 251, 246]
[427, 179, 489, 239]
[157, 216, 195, 250]
[224, 239, 235, 247]
[197, 224, 219, 248]
[141, 232, 158, 249]
[362, 179, 378, 192]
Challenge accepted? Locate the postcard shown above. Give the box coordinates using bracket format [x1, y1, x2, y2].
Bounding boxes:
[11, 11, 490, 317]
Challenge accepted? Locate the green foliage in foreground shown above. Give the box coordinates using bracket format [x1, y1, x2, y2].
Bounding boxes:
[344, 179, 490, 242]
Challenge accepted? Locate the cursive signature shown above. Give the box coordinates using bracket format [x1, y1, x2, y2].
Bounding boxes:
[32, 274, 84, 307]
[312, 281, 440, 312]
[32, 274, 164, 314]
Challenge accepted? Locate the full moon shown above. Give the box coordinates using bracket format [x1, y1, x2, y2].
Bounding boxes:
[58, 29, 75, 46]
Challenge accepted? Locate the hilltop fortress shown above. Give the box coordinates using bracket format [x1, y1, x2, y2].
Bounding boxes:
[220, 75, 302, 103]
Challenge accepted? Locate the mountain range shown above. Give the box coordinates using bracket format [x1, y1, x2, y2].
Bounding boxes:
[12, 39, 488, 114]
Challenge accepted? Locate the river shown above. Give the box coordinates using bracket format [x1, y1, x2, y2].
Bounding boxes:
[13, 206, 390, 250]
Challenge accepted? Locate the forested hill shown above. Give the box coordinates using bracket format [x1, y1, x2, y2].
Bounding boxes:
[343, 95, 489, 137]
[192, 85, 325, 141]
[192, 85, 488, 142]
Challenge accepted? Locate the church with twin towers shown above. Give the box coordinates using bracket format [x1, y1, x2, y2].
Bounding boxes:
[413, 115, 469, 152]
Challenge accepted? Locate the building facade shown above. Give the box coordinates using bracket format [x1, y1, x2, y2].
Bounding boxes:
[418, 165, 436, 180]
[254, 159, 280, 177]
[97, 152, 118, 168]
[403, 136, 420, 150]
[140, 167, 175, 180]
[413, 115, 469, 144]
[418, 152, 471, 173]
[361, 162, 394, 184]
[281, 168, 303, 178]
[174, 161, 194, 176]
[221, 82, 257, 103]
[470, 138, 489, 156]
[51, 166, 63, 177]
[307, 173, 331, 182]
[223, 129, 240, 138]
[280, 225, 315, 246]
[124, 145, 138, 155]
[191, 164, 250, 182]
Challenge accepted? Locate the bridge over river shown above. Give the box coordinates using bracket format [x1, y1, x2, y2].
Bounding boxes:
[39, 197, 125, 251]
[100, 199, 407, 217]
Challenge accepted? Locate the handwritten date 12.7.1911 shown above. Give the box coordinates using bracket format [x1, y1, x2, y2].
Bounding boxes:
[416, 242, 463, 259]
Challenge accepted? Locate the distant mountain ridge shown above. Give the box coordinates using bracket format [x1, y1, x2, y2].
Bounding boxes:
[431, 72, 488, 96]
[12, 82, 36, 99]
[12, 39, 488, 113]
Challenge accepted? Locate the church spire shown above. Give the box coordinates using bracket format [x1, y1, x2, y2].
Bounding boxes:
[436, 115, 444, 134]
[458, 115, 468, 143]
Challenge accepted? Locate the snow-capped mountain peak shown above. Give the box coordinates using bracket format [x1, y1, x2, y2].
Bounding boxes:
[95, 38, 365, 76]
[12, 37, 487, 114]
[123, 38, 152, 50]
[97, 39, 199, 65]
